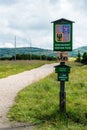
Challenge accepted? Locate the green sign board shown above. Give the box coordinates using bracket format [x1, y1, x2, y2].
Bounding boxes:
[52, 18, 74, 51]
[55, 64, 71, 81]
[55, 64, 71, 73]
[58, 73, 68, 81]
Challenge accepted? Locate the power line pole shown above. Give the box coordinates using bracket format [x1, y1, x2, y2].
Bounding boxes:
[30, 39, 32, 60]
[14, 36, 16, 61]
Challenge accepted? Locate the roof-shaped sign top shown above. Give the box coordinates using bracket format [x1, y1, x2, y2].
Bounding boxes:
[51, 18, 75, 23]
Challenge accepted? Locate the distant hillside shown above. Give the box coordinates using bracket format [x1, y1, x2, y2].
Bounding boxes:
[0, 46, 87, 58]
[0, 47, 57, 58]
[69, 46, 87, 57]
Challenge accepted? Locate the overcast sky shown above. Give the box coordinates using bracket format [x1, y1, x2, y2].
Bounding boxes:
[0, 0, 87, 49]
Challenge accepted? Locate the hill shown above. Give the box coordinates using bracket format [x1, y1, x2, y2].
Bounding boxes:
[0, 46, 87, 58]
[0, 47, 56, 58]
[69, 46, 87, 57]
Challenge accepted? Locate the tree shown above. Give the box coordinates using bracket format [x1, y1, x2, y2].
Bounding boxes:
[76, 51, 81, 62]
[81, 52, 87, 64]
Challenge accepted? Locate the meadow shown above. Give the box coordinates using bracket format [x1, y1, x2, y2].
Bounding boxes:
[7, 60, 87, 130]
[0, 60, 53, 78]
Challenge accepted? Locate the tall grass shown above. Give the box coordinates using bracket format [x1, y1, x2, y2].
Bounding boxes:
[0, 60, 52, 78]
[8, 61, 87, 130]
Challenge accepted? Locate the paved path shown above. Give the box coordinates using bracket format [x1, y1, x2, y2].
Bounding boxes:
[0, 63, 57, 129]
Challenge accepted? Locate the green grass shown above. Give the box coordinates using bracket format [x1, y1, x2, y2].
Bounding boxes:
[8, 61, 87, 130]
[0, 60, 52, 78]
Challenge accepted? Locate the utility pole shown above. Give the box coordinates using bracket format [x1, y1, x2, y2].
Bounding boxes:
[14, 36, 16, 61]
[30, 39, 32, 60]
[40, 54, 42, 60]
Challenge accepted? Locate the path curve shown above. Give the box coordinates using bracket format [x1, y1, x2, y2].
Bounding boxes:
[0, 63, 57, 128]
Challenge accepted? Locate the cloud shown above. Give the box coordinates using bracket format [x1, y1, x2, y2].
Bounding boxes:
[0, 0, 87, 49]
[49, 0, 60, 4]
[0, 0, 18, 6]
[69, 0, 87, 11]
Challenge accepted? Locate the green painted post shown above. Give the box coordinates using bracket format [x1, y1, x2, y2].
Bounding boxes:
[60, 81, 66, 112]
[60, 62, 66, 112]
[55, 62, 71, 112]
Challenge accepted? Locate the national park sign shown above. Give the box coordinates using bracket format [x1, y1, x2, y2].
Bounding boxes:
[51, 18, 74, 51]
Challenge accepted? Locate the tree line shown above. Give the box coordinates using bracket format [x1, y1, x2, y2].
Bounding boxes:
[0, 53, 56, 61]
[76, 51, 87, 64]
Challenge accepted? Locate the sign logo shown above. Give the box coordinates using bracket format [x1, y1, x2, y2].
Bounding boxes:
[57, 51, 68, 62]
[56, 25, 70, 42]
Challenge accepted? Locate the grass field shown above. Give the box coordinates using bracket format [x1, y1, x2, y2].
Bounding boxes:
[8, 61, 87, 130]
[0, 60, 53, 78]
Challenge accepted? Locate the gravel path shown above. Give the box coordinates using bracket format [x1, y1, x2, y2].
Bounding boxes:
[0, 63, 57, 129]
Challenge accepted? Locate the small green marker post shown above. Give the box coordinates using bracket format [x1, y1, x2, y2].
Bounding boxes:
[55, 62, 71, 112]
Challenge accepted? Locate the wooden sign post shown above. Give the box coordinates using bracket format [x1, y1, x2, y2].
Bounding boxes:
[52, 18, 74, 113]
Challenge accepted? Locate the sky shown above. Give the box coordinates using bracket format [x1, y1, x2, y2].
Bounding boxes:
[0, 0, 87, 49]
